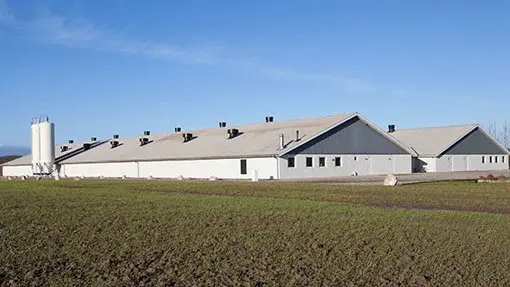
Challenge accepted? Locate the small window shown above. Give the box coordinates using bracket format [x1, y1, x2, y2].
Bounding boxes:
[240, 159, 247, 175]
[319, 157, 326, 167]
[482, 156, 485, 164]
[306, 157, 313, 167]
[503, 156, 506, 163]
[489, 156, 493, 164]
[287, 157, 295, 168]
[335, 157, 342, 167]
[495, 156, 498, 163]
[354, 156, 358, 161]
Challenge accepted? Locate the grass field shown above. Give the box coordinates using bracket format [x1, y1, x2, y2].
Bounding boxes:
[0, 180, 509, 286]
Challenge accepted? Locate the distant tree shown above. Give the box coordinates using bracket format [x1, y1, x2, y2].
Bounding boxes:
[501, 120, 509, 149]
[486, 120, 510, 149]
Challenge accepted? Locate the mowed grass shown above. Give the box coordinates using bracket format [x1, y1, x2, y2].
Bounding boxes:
[0, 181, 509, 286]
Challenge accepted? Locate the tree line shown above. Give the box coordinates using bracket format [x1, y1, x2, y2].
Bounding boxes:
[486, 120, 510, 149]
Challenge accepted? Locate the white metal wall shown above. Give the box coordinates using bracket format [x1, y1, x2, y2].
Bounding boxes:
[278, 154, 412, 179]
[61, 157, 278, 179]
[63, 162, 139, 178]
[435, 154, 508, 172]
[139, 158, 277, 179]
[2, 165, 33, 177]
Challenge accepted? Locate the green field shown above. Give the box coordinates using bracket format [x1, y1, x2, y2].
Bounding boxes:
[0, 180, 509, 286]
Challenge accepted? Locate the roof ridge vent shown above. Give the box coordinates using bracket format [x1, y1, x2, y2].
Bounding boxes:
[110, 140, 120, 149]
[183, 133, 194, 143]
[139, 137, 150, 146]
[227, 128, 240, 139]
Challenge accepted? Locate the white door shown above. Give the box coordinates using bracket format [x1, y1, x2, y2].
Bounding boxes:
[370, 156, 394, 175]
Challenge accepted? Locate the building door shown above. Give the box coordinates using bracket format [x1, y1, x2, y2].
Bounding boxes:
[452, 156, 468, 171]
[370, 156, 394, 175]
[447, 156, 453, 171]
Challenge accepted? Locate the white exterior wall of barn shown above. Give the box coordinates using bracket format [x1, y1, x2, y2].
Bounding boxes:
[61, 157, 278, 179]
[435, 154, 508, 172]
[138, 157, 278, 179]
[1, 165, 32, 177]
[278, 154, 412, 179]
[62, 162, 139, 178]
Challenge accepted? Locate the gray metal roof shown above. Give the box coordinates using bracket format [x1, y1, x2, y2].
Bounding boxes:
[61, 113, 360, 164]
[389, 124, 479, 157]
[1, 142, 91, 166]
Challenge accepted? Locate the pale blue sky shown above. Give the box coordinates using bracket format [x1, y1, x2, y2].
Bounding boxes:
[1, 0, 510, 146]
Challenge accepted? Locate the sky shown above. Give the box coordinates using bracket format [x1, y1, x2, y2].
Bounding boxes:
[1, 0, 510, 146]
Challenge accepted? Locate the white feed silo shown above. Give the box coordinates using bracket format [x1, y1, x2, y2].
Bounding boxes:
[31, 116, 55, 175]
[31, 120, 41, 174]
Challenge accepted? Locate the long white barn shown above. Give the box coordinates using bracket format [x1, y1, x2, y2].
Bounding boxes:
[2, 113, 416, 179]
[2, 112, 508, 179]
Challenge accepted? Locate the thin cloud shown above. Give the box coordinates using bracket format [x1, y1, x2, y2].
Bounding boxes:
[20, 10, 221, 64]
[232, 59, 377, 93]
[0, 0, 377, 93]
[0, 0, 12, 21]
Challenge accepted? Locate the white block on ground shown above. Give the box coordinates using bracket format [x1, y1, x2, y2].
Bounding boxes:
[384, 174, 398, 186]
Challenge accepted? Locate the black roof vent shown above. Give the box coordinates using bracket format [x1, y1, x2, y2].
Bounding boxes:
[144, 131, 151, 136]
[91, 137, 97, 142]
[183, 133, 194, 143]
[227, 128, 240, 139]
[60, 146, 69, 152]
[68, 140, 74, 144]
[388, 125, 396, 133]
[175, 127, 182, 133]
[110, 140, 120, 149]
[113, 134, 119, 139]
[265, 116, 274, 123]
[139, 137, 150, 146]
[83, 143, 92, 150]
[219, 122, 227, 128]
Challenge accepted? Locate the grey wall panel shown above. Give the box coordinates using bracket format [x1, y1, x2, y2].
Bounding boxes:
[444, 128, 508, 155]
[286, 117, 408, 156]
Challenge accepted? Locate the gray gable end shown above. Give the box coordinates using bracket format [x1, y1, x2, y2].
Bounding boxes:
[285, 116, 408, 156]
[443, 127, 508, 155]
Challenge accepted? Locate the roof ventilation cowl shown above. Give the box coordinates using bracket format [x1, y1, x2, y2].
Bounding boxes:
[219, 122, 227, 128]
[110, 140, 120, 149]
[144, 131, 151, 136]
[388, 125, 396, 133]
[227, 128, 240, 139]
[265, 116, 274, 123]
[139, 137, 150, 146]
[175, 127, 182, 133]
[182, 133, 194, 143]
